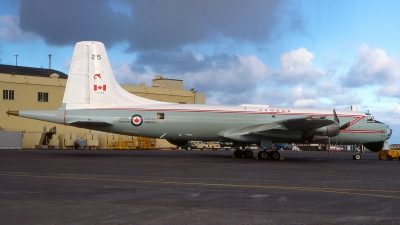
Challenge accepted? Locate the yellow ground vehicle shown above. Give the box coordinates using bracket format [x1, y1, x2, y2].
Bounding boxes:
[378, 150, 400, 160]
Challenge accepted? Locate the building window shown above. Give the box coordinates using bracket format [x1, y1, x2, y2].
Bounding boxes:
[3, 90, 14, 100]
[38, 92, 49, 102]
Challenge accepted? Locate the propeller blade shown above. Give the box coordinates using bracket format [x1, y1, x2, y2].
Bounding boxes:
[340, 122, 351, 130]
[333, 109, 340, 146]
[333, 109, 340, 125]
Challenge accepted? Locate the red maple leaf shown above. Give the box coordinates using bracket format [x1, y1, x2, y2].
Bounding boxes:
[134, 117, 140, 123]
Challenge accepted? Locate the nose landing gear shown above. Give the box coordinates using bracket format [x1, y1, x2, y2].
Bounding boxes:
[352, 145, 363, 160]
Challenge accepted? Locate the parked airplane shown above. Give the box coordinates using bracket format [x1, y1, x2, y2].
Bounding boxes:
[7, 41, 392, 160]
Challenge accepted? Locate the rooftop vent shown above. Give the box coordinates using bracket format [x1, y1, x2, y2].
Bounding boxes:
[50, 73, 59, 78]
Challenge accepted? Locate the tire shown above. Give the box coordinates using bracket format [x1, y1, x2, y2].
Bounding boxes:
[271, 151, 280, 160]
[258, 151, 268, 159]
[202, 146, 206, 150]
[353, 154, 361, 160]
[187, 147, 191, 151]
[244, 150, 253, 158]
[234, 150, 242, 158]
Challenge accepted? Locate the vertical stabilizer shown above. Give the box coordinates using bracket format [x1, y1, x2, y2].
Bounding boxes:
[62, 41, 168, 109]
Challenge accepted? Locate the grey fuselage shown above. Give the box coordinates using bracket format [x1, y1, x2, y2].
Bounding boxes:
[56, 104, 389, 145]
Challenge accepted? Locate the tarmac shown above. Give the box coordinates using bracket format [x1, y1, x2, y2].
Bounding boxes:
[0, 149, 399, 225]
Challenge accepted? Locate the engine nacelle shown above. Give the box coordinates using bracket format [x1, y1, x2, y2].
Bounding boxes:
[313, 123, 340, 137]
[312, 135, 329, 141]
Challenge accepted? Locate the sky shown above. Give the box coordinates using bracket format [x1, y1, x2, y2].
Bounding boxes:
[1, 0, 400, 143]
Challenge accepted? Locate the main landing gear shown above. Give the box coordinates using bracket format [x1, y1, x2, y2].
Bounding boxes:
[233, 148, 281, 160]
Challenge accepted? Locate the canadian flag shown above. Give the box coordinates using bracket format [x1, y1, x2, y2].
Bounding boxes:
[94, 85, 107, 91]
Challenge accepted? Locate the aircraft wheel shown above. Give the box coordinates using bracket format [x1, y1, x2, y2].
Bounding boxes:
[244, 150, 253, 158]
[271, 151, 280, 160]
[187, 147, 191, 151]
[202, 146, 206, 151]
[353, 153, 361, 160]
[387, 156, 392, 161]
[258, 151, 268, 159]
[234, 150, 243, 158]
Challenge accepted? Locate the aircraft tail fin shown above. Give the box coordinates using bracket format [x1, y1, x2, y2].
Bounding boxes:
[62, 41, 167, 109]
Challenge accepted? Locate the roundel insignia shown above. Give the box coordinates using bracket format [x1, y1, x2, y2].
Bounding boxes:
[131, 114, 143, 126]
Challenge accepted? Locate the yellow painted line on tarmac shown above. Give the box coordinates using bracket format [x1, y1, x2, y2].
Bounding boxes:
[2, 173, 400, 199]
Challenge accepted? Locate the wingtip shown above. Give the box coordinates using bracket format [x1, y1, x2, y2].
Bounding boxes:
[6, 110, 19, 116]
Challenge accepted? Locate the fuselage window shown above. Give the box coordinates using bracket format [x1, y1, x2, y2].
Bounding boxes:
[157, 113, 165, 120]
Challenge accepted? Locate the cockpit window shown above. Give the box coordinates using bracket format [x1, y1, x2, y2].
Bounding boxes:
[366, 116, 375, 122]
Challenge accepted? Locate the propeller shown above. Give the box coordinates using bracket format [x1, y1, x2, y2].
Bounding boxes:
[329, 109, 341, 154]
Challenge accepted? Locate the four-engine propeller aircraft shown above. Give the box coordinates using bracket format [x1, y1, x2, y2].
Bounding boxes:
[7, 41, 392, 160]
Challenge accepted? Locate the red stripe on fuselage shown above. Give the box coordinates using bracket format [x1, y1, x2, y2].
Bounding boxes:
[85, 107, 365, 119]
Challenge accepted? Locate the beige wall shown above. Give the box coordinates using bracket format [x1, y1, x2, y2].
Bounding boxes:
[0, 73, 205, 149]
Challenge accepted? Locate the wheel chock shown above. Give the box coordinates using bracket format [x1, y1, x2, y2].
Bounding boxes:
[279, 157, 284, 161]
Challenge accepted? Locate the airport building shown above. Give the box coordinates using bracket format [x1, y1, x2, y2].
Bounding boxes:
[0, 64, 205, 149]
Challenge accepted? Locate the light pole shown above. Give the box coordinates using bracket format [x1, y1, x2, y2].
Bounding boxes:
[48, 54, 52, 69]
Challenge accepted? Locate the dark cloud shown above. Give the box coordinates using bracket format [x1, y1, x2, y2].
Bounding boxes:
[117, 51, 272, 104]
[127, 0, 291, 51]
[18, 0, 299, 51]
[133, 50, 232, 74]
[19, 0, 131, 47]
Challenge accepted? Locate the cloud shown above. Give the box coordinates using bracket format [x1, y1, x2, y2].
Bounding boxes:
[256, 85, 320, 107]
[181, 54, 272, 97]
[331, 93, 361, 106]
[378, 85, 400, 98]
[0, 15, 38, 42]
[127, 0, 300, 51]
[342, 44, 400, 87]
[17, 0, 301, 51]
[18, 0, 131, 47]
[274, 48, 326, 84]
[114, 51, 272, 104]
[133, 51, 232, 74]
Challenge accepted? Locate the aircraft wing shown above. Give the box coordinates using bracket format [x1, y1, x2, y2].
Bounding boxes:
[67, 120, 113, 127]
[221, 116, 335, 137]
[277, 117, 335, 131]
